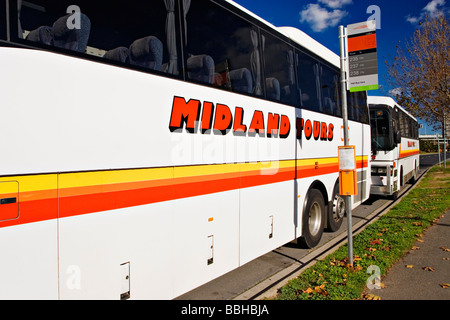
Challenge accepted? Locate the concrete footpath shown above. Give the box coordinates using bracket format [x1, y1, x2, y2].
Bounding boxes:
[367, 210, 450, 300]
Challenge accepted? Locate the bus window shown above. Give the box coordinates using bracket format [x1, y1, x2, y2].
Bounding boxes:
[297, 50, 321, 112]
[261, 31, 299, 106]
[18, 0, 182, 77]
[370, 107, 394, 151]
[0, 1, 6, 40]
[320, 64, 340, 117]
[400, 111, 409, 137]
[185, 1, 260, 96]
[347, 91, 357, 122]
[355, 91, 369, 124]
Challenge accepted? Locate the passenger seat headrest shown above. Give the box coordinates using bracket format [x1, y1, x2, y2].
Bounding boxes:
[129, 36, 163, 71]
[52, 13, 91, 53]
[26, 26, 54, 46]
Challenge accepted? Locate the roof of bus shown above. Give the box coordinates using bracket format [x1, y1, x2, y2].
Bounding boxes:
[225, 0, 340, 68]
[368, 96, 418, 121]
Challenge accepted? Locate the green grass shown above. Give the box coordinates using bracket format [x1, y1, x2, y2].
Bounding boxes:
[276, 164, 450, 300]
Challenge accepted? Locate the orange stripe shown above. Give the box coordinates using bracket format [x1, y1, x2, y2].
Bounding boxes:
[400, 150, 420, 159]
[0, 159, 370, 228]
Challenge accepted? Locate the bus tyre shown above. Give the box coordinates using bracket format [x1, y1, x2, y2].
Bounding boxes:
[298, 189, 325, 249]
[327, 183, 345, 232]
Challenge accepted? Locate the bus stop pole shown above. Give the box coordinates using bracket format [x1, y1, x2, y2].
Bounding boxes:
[339, 25, 353, 266]
[437, 134, 441, 167]
[444, 112, 447, 168]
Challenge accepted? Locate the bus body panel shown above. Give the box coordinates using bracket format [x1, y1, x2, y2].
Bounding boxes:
[0, 0, 372, 299]
[0, 220, 59, 299]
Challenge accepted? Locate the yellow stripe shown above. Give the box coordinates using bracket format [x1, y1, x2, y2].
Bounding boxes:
[297, 157, 338, 167]
[59, 167, 174, 189]
[2, 156, 368, 192]
[174, 163, 239, 179]
[0, 175, 57, 193]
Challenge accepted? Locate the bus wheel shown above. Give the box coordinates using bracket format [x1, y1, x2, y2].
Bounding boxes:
[298, 189, 325, 249]
[327, 183, 345, 232]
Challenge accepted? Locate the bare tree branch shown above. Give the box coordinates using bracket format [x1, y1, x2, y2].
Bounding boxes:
[385, 14, 450, 131]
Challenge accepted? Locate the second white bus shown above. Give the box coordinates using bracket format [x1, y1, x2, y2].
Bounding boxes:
[368, 96, 420, 199]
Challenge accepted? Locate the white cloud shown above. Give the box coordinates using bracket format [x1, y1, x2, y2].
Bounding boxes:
[318, 0, 353, 9]
[406, 0, 447, 24]
[389, 87, 402, 97]
[405, 15, 419, 24]
[300, 3, 348, 32]
[424, 0, 446, 16]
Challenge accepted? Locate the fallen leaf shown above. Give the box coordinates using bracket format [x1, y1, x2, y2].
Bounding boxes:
[423, 266, 436, 272]
[315, 284, 325, 291]
[370, 239, 383, 245]
[351, 265, 363, 272]
[304, 288, 314, 294]
[440, 246, 450, 252]
[406, 265, 414, 268]
[443, 257, 449, 261]
[363, 293, 381, 300]
[417, 239, 424, 243]
[440, 283, 450, 289]
[412, 246, 420, 250]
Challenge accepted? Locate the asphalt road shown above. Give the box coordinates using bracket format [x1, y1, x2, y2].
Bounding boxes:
[177, 153, 446, 300]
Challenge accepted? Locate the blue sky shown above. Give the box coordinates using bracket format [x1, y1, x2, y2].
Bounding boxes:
[233, 0, 449, 134]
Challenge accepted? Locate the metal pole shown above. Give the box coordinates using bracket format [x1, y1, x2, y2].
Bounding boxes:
[437, 133, 441, 167]
[339, 25, 353, 267]
[444, 112, 447, 168]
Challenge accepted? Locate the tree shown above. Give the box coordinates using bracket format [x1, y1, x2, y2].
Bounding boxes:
[385, 14, 450, 132]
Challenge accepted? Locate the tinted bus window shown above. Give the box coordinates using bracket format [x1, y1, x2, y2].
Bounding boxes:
[185, 1, 260, 96]
[400, 111, 409, 137]
[355, 91, 369, 124]
[0, 0, 6, 40]
[347, 91, 357, 122]
[261, 31, 299, 106]
[321, 64, 340, 117]
[18, 0, 182, 76]
[297, 50, 321, 112]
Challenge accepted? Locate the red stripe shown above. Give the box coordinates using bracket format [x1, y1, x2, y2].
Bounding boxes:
[59, 169, 295, 219]
[1, 160, 369, 228]
[400, 150, 420, 159]
[0, 198, 57, 228]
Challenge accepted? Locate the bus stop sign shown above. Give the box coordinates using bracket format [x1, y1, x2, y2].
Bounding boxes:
[347, 20, 378, 92]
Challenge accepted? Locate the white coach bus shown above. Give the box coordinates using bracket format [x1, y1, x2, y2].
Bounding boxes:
[0, 0, 370, 299]
[368, 96, 420, 199]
